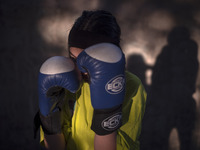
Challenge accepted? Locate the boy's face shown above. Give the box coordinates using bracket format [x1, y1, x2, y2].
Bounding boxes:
[69, 47, 89, 82]
[69, 47, 84, 61]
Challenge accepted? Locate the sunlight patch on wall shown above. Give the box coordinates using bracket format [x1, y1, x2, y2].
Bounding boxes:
[117, 0, 145, 20]
[169, 128, 180, 150]
[194, 10, 200, 25]
[191, 27, 200, 110]
[192, 27, 200, 64]
[145, 69, 152, 85]
[37, 14, 76, 48]
[70, 0, 99, 12]
[146, 10, 175, 31]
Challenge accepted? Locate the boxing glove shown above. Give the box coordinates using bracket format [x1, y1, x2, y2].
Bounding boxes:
[77, 43, 126, 135]
[38, 56, 80, 134]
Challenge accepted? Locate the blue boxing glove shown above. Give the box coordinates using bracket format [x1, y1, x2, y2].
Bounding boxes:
[77, 43, 126, 135]
[38, 56, 80, 135]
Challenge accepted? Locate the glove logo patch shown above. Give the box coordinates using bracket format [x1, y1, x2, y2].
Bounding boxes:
[101, 112, 122, 131]
[105, 75, 125, 94]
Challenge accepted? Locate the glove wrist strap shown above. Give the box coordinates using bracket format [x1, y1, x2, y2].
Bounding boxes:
[91, 105, 122, 135]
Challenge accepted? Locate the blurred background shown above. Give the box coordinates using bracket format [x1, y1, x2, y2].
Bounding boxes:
[1, 0, 200, 149]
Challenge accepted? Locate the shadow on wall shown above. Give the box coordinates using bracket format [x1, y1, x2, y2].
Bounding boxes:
[126, 54, 151, 93]
[127, 26, 199, 150]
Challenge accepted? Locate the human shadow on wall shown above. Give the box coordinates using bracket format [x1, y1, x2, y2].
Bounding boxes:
[127, 54, 150, 93]
[141, 26, 199, 150]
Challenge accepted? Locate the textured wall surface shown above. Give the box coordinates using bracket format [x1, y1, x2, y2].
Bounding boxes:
[1, 0, 200, 150]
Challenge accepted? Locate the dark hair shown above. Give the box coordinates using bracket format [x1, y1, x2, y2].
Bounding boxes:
[68, 10, 121, 49]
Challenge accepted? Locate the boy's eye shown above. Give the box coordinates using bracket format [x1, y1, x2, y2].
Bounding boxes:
[69, 51, 77, 62]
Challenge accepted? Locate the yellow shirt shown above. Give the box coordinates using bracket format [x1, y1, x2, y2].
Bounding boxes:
[40, 71, 147, 150]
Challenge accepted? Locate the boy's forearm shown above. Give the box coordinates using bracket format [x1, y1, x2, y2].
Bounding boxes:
[44, 133, 66, 150]
[94, 131, 117, 150]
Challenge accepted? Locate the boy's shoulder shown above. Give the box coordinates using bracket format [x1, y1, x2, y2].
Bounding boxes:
[125, 71, 142, 87]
